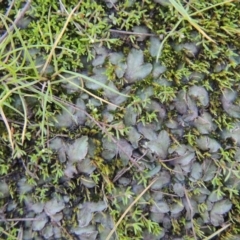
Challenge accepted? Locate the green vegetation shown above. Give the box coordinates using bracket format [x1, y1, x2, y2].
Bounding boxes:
[0, 0, 240, 239]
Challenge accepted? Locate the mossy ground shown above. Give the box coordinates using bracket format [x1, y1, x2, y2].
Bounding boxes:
[0, 0, 240, 239]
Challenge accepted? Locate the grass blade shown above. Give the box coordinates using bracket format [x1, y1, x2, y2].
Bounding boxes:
[169, 0, 215, 43]
[18, 92, 28, 144]
[106, 177, 158, 240]
[0, 107, 14, 150]
[41, 1, 82, 75]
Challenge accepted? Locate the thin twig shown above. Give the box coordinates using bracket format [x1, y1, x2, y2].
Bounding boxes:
[158, 153, 189, 162]
[113, 150, 148, 182]
[109, 29, 157, 37]
[21, 158, 39, 180]
[106, 177, 159, 240]
[17, 225, 23, 240]
[184, 188, 197, 240]
[107, 0, 118, 10]
[5, 0, 16, 17]
[44, 208, 74, 240]
[0, 171, 18, 180]
[0, 116, 26, 126]
[203, 223, 231, 240]
[0, 0, 32, 43]
[48, 94, 142, 169]
[0, 217, 43, 222]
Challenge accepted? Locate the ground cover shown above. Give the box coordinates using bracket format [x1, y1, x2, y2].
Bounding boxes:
[0, 0, 240, 239]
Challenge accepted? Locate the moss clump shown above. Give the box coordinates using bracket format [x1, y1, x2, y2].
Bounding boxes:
[0, 0, 240, 239]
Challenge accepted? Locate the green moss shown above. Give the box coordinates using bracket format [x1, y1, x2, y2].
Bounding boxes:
[1, 0, 240, 239]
